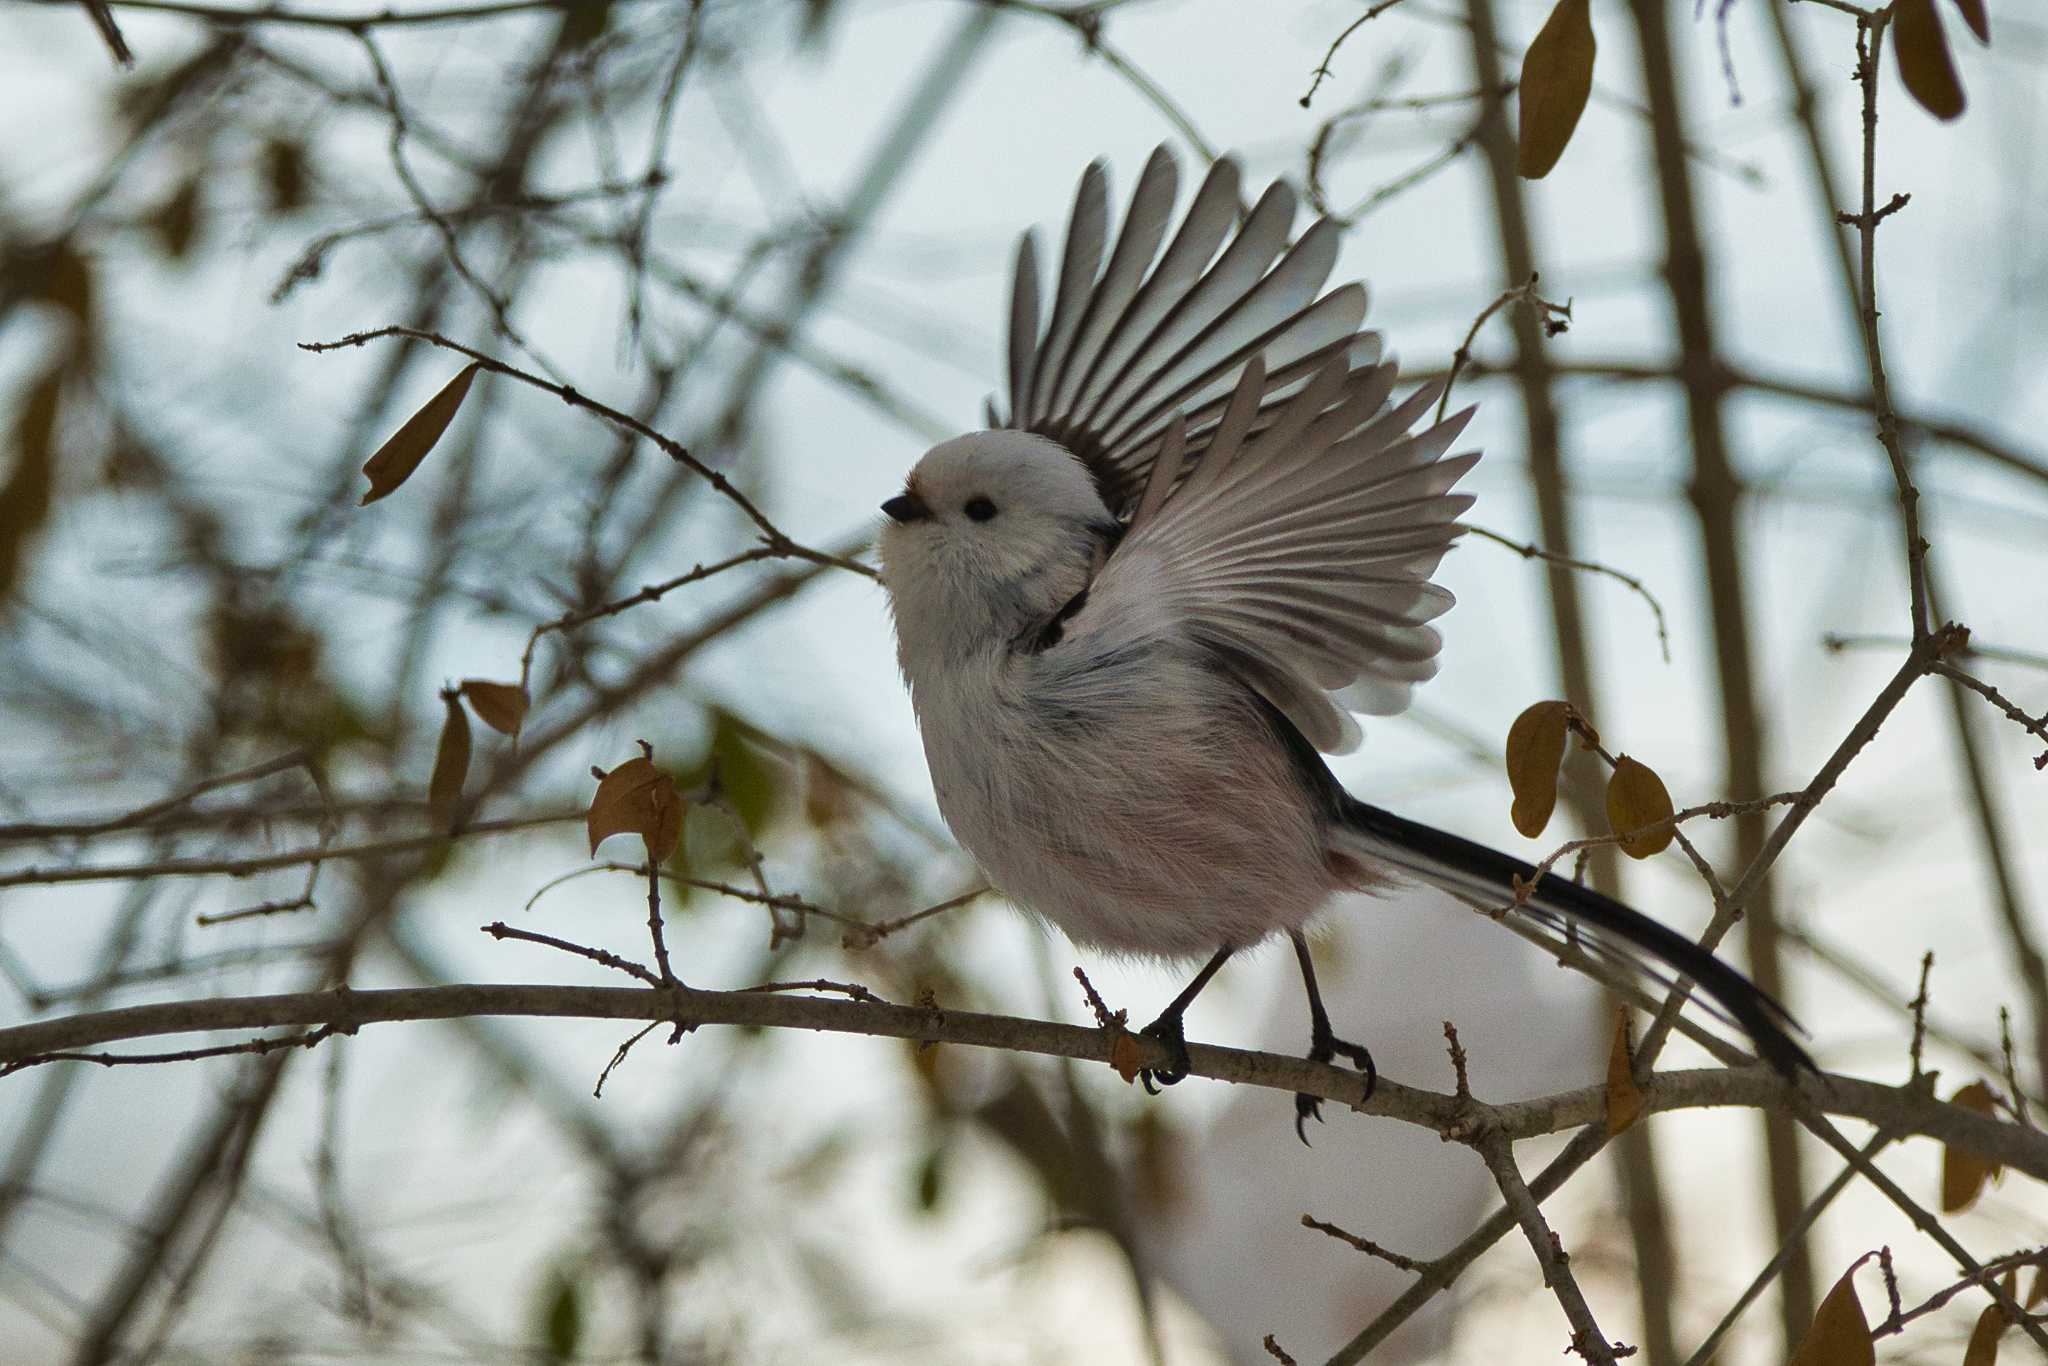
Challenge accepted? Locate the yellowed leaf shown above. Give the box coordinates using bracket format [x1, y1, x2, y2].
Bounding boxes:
[1505, 700, 1570, 838]
[427, 689, 470, 828]
[587, 753, 683, 864]
[1788, 1263, 1875, 1366]
[1895, 0, 1966, 122]
[459, 679, 528, 736]
[1606, 755, 1675, 859]
[1516, 0, 1596, 179]
[359, 362, 480, 505]
[1942, 1080, 2004, 1212]
[1604, 1004, 1645, 1136]
[1947, 0, 1989, 46]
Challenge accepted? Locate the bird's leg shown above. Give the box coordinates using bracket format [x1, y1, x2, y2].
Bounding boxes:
[1138, 943, 1235, 1094]
[1292, 931, 1376, 1144]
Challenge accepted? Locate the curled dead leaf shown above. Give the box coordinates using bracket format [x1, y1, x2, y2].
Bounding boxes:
[1941, 1080, 2004, 1212]
[1788, 1262, 1875, 1366]
[587, 752, 683, 864]
[1505, 700, 1571, 838]
[427, 689, 470, 829]
[1604, 1005, 1645, 1136]
[1516, 0, 1596, 179]
[1895, 0, 1966, 122]
[1606, 755, 1675, 859]
[359, 362, 480, 505]
[460, 679, 529, 736]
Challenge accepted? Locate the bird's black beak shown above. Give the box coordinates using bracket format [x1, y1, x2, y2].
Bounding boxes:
[881, 491, 932, 524]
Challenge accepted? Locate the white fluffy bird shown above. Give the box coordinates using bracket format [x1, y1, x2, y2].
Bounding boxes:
[877, 147, 1807, 1137]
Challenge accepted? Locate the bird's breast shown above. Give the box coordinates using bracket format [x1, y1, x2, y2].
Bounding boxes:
[911, 646, 1340, 957]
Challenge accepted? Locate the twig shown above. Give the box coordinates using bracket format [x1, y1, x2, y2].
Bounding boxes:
[1476, 1131, 1631, 1363]
[0, 810, 582, 889]
[298, 326, 877, 579]
[517, 547, 783, 696]
[592, 1021, 659, 1098]
[1466, 525, 1669, 662]
[840, 886, 988, 950]
[1829, 632, 2048, 672]
[2001, 1009, 2032, 1128]
[355, 30, 551, 370]
[1845, 11, 1931, 640]
[1436, 275, 1572, 425]
[1934, 663, 2048, 767]
[1871, 1247, 2048, 1338]
[1300, 0, 1410, 108]
[643, 859, 675, 986]
[37, 0, 573, 27]
[0, 1023, 348, 1079]
[1909, 951, 1933, 1081]
[1679, 1131, 1897, 1366]
[1300, 1214, 1426, 1273]
[479, 921, 661, 988]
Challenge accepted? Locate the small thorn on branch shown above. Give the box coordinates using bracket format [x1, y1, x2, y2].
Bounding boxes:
[1837, 191, 1910, 227]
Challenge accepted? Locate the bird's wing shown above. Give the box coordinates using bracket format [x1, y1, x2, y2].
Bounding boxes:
[1000, 146, 1381, 516]
[1068, 354, 1478, 755]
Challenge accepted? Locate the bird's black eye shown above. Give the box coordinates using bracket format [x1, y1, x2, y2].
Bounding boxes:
[963, 496, 997, 522]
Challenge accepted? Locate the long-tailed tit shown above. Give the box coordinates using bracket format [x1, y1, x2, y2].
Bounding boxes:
[876, 147, 1809, 1137]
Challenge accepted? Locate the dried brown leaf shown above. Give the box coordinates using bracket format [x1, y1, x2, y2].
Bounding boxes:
[1947, 0, 1989, 46]
[1516, 0, 1595, 179]
[460, 679, 529, 736]
[1895, 0, 1966, 122]
[1787, 1263, 1875, 1366]
[1606, 755, 1675, 859]
[1, 365, 61, 603]
[587, 754, 683, 864]
[1505, 700, 1570, 838]
[427, 690, 471, 829]
[263, 138, 308, 213]
[359, 362, 480, 506]
[1604, 1005, 1645, 1136]
[1109, 1031, 1147, 1084]
[1941, 1080, 2004, 1212]
[2029, 1262, 2046, 1309]
[1963, 1292, 2007, 1366]
[152, 176, 203, 260]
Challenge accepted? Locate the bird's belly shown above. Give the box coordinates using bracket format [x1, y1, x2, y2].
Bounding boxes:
[924, 681, 1339, 959]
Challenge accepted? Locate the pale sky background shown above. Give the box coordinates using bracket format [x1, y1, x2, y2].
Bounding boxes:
[2, 1, 2046, 1362]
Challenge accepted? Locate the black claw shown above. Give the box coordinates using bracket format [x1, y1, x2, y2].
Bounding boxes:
[1298, 1026, 1377, 1138]
[1294, 1092, 1323, 1146]
[1137, 1011, 1191, 1093]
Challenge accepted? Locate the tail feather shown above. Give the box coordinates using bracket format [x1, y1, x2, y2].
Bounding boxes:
[1335, 798, 1814, 1076]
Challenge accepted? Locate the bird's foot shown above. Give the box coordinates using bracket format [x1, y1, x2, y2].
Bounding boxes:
[1294, 1027, 1378, 1146]
[1137, 1010, 1192, 1095]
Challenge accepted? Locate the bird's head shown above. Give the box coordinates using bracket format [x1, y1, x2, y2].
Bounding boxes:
[877, 430, 1114, 668]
